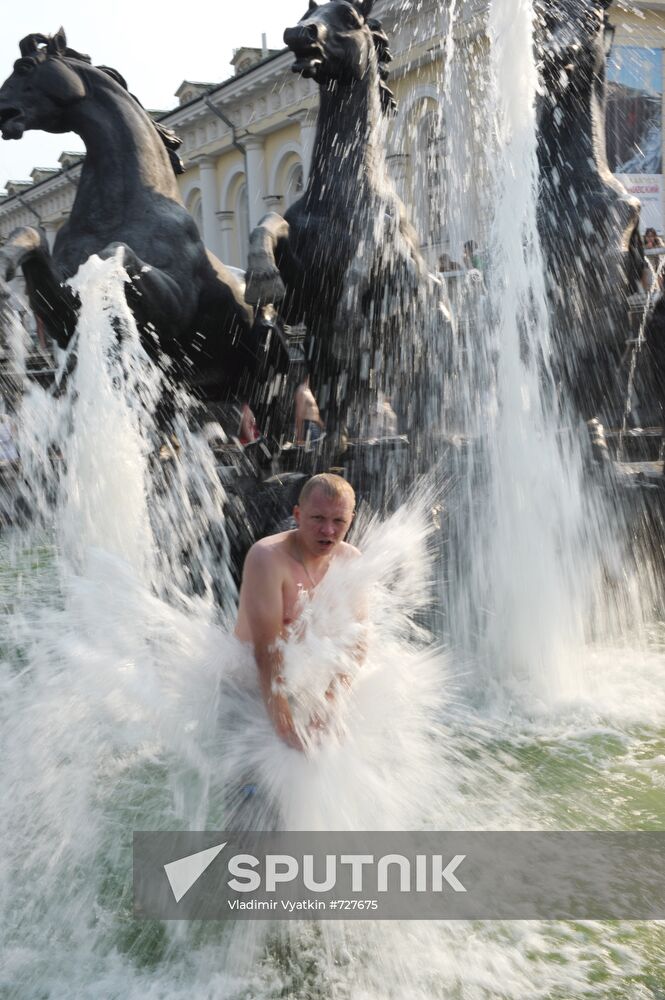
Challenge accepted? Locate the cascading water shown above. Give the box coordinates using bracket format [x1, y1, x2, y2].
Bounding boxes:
[440, 0, 652, 701]
[1, 2, 665, 998]
[474, 0, 592, 701]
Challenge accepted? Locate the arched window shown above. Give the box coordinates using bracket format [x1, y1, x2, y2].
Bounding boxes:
[417, 109, 446, 249]
[187, 190, 204, 237]
[285, 163, 304, 209]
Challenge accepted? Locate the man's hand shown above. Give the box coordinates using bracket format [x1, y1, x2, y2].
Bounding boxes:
[324, 673, 352, 703]
[302, 674, 353, 742]
[268, 688, 304, 752]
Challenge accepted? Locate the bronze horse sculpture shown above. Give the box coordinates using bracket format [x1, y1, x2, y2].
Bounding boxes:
[535, 0, 644, 424]
[245, 0, 432, 437]
[0, 29, 283, 404]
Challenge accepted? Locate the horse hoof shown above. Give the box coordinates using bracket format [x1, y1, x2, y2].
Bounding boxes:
[0, 227, 45, 280]
[0, 253, 16, 283]
[244, 269, 286, 306]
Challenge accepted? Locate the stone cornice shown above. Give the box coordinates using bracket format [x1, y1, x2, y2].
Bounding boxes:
[164, 51, 300, 130]
[0, 162, 82, 225]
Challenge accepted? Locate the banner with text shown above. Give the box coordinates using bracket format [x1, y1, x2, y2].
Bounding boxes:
[134, 831, 665, 921]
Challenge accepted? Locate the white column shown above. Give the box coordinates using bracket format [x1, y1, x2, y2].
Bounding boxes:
[387, 153, 410, 202]
[42, 220, 59, 251]
[291, 110, 317, 183]
[216, 210, 235, 263]
[243, 137, 266, 231]
[195, 155, 224, 259]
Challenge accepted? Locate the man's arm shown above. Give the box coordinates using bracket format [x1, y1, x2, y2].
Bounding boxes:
[294, 386, 305, 444]
[241, 544, 304, 751]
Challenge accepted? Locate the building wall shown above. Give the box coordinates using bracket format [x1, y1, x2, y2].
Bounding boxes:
[608, 5, 665, 232]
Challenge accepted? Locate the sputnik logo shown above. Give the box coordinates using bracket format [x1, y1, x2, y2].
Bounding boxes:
[164, 842, 227, 902]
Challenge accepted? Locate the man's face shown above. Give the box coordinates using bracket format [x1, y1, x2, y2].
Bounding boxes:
[294, 488, 355, 557]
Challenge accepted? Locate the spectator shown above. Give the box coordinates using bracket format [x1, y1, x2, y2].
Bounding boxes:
[367, 391, 398, 439]
[644, 228, 664, 250]
[294, 375, 324, 446]
[463, 239, 481, 270]
[238, 401, 261, 446]
[641, 229, 665, 293]
[438, 252, 463, 274]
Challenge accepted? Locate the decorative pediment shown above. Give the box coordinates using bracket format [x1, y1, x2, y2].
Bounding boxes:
[175, 81, 215, 107]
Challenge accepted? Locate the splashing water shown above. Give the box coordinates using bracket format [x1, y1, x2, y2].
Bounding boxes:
[0, 254, 455, 996]
[478, 0, 591, 700]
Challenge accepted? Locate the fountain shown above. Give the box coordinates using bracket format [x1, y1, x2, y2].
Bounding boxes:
[1, 1, 665, 998]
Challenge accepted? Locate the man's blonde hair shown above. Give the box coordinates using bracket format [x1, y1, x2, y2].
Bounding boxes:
[298, 473, 355, 508]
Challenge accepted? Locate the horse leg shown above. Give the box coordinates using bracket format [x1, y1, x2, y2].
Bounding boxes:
[0, 226, 78, 349]
[245, 212, 290, 306]
[99, 242, 189, 343]
[0, 226, 47, 281]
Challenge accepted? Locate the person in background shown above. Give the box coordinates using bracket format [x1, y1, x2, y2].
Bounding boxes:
[644, 227, 665, 250]
[463, 239, 481, 270]
[238, 401, 261, 446]
[640, 229, 665, 293]
[367, 391, 398, 439]
[294, 375, 324, 446]
[438, 252, 463, 274]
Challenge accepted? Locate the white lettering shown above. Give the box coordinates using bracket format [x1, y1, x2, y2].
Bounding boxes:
[432, 854, 467, 893]
[340, 855, 374, 892]
[228, 854, 260, 892]
[303, 854, 337, 892]
[266, 854, 299, 891]
[377, 854, 411, 892]
[416, 853, 428, 892]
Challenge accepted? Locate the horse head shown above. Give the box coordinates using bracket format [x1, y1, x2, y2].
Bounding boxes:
[535, 0, 614, 95]
[284, 0, 396, 112]
[0, 28, 90, 140]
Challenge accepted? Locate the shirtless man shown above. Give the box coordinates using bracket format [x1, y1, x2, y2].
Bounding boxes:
[235, 473, 359, 751]
[294, 376, 324, 445]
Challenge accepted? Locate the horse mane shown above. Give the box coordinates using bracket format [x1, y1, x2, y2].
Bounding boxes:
[367, 18, 397, 115]
[18, 33, 91, 63]
[17, 31, 184, 176]
[97, 65, 185, 176]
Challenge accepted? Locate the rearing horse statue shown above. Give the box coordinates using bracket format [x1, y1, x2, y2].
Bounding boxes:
[0, 29, 278, 402]
[535, 0, 644, 424]
[245, 0, 430, 434]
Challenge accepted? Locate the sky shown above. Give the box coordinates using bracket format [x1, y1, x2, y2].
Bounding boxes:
[0, 0, 306, 191]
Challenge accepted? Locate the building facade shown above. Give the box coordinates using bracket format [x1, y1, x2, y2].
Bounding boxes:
[1, 0, 664, 277]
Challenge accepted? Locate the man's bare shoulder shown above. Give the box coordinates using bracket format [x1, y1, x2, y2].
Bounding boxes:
[244, 531, 293, 568]
[337, 541, 362, 560]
